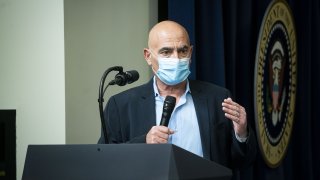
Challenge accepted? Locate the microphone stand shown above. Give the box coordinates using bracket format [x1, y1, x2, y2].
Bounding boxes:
[98, 66, 123, 144]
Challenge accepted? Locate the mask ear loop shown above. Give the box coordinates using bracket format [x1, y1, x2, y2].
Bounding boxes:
[147, 49, 158, 74]
[184, 45, 193, 60]
[182, 45, 193, 64]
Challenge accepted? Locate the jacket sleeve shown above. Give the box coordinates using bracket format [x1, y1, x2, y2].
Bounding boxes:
[98, 96, 148, 144]
[230, 124, 257, 168]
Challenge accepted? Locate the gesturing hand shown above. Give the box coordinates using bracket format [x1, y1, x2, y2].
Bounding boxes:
[222, 98, 248, 138]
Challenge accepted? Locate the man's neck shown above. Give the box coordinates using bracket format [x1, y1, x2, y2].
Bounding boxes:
[155, 77, 187, 100]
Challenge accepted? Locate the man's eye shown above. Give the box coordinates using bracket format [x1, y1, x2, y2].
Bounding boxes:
[181, 49, 188, 54]
[161, 51, 170, 56]
[178, 49, 189, 57]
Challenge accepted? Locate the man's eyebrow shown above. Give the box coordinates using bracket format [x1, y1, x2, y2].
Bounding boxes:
[177, 45, 190, 51]
[158, 47, 174, 53]
[158, 45, 190, 52]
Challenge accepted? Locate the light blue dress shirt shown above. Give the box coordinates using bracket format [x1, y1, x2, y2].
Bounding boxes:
[153, 77, 203, 157]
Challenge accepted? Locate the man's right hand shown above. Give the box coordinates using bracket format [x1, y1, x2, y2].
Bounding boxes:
[146, 126, 175, 144]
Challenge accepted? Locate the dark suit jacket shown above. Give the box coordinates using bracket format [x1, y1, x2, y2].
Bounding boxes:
[99, 79, 256, 169]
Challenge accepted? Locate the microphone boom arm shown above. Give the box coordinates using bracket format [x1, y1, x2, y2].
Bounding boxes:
[98, 66, 123, 144]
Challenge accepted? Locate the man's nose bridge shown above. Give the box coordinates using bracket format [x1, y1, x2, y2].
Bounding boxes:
[172, 49, 179, 58]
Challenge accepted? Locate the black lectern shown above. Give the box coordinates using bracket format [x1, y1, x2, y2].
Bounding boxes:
[22, 144, 232, 180]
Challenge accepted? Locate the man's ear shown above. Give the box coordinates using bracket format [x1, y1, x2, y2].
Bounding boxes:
[189, 46, 193, 63]
[143, 48, 152, 65]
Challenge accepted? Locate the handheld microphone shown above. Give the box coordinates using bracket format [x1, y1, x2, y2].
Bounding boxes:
[160, 96, 176, 126]
[110, 70, 139, 86]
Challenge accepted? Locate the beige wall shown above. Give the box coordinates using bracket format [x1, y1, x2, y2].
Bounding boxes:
[64, 0, 157, 144]
[0, 0, 66, 179]
[0, 0, 157, 179]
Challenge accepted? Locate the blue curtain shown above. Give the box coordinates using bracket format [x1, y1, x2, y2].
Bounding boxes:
[165, 0, 320, 179]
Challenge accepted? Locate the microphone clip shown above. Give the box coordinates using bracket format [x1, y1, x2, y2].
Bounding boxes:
[109, 72, 128, 86]
[109, 70, 139, 86]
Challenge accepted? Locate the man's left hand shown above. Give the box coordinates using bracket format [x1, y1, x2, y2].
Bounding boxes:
[222, 98, 248, 138]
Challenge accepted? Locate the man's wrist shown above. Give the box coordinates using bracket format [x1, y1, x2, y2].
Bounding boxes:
[235, 128, 249, 143]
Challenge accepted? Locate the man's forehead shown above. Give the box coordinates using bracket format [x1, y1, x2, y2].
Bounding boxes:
[152, 33, 189, 49]
[148, 21, 190, 49]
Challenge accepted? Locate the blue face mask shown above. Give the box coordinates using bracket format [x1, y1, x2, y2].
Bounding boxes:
[155, 57, 191, 85]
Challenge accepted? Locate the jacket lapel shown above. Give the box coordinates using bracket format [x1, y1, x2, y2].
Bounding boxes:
[137, 79, 157, 130]
[190, 82, 211, 160]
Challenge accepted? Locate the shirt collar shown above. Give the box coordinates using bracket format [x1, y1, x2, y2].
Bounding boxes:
[152, 76, 191, 97]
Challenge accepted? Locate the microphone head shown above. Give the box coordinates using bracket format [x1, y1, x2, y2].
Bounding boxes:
[164, 96, 176, 107]
[126, 70, 139, 84]
[114, 70, 139, 86]
[160, 95, 176, 126]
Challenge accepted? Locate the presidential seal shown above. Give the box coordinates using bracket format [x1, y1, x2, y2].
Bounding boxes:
[254, 0, 297, 168]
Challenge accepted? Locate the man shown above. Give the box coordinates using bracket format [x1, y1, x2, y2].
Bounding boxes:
[99, 20, 256, 169]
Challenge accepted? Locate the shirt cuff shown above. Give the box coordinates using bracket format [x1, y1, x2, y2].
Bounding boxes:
[235, 132, 248, 143]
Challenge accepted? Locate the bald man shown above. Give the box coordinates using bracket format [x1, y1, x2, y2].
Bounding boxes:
[99, 21, 256, 169]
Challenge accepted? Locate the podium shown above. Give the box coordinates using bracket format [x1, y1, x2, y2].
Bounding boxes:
[22, 144, 232, 180]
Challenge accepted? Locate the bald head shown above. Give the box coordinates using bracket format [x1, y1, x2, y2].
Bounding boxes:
[148, 21, 190, 49]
